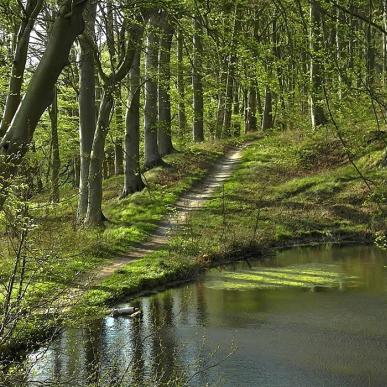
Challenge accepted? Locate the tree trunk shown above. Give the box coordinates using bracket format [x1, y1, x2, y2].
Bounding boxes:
[158, 16, 175, 156]
[73, 156, 80, 188]
[49, 86, 60, 203]
[223, 73, 235, 137]
[114, 87, 124, 175]
[177, 27, 187, 136]
[77, 2, 97, 222]
[85, 90, 114, 226]
[233, 82, 241, 136]
[0, 0, 44, 138]
[335, 6, 342, 100]
[216, 61, 227, 139]
[144, 14, 163, 169]
[222, 4, 239, 137]
[114, 142, 124, 175]
[122, 49, 145, 197]
[0, 0, 88, 210]
[84, 16, 145, 227]
[365, 0, 375, 88]
[246, 82, 258, 132]
[262, 87, 273, 130]
[192, 16, 204, 142]
[309, 0, 327, 129]
[383, 0, 387, 88]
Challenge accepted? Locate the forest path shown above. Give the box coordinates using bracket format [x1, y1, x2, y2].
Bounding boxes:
[89, 142, 251, 284]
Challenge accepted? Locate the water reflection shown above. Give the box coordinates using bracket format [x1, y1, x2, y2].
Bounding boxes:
[29, 245, 387, 386]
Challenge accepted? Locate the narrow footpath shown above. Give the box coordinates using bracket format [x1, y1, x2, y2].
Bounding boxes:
[91, 143, 249, 283]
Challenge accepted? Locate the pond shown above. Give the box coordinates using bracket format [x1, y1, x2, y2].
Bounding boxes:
[28, 245, 387, 386]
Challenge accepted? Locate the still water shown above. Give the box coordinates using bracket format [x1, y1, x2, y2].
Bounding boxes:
[29, 245, 387, 386]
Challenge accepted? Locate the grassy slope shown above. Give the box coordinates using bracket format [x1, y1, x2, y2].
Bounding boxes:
[78, 129, 386, 317]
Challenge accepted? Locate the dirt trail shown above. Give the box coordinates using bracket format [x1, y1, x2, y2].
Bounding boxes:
[45, 143, 251, 314]
[89, 143, 249, 283]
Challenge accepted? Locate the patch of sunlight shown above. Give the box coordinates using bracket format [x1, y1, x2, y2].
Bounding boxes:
[249, 266, 343, 279]
[205, 280, 282, 290]
[205, 263, 360, 291]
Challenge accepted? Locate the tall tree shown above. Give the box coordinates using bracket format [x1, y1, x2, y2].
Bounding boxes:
[122, 47, 145, 196]
[158, 12, 175, 156]
[222, 4, 240, 137]
[0, 0, 88, 210]
[309, 0, 327, 129]
[0, 0, 44, 138]
[192, 15, 204, 142]
[49, 86, 60, 203]
[85, 9, 146, 227]
[176, 27, 187, 135]
[77, 1, 97, 222]
[144, 12, 163, 169]
[114, 86, 124, 175]
[246, 82, 258, 131]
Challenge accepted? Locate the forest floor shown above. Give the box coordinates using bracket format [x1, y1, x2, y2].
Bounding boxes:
[1, 128, 386, 362]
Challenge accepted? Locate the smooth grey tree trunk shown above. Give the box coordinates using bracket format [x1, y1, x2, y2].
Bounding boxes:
[114, 142, 124, 175]
[366, 0, 375, 88]
[246, 83, 257, 132]
[216, 62, 227, 139]
[49, 86, 60, 203]
[233, 82, 241, 136]
[114, 87, 124, 175]
[77, 2, 97, 222]
[256, 82, 263, 122]
[85, 17, 145, 227]
[223, 73, 235, 137]
[383, 0, 387, 88]
[0, 0, 44, 138]
[73, 156, 80, 188]
[177, 27, 187, 136]
[122, 49, 145, 197]
[192, 16, 204, 143]
[335, 7, 342, 100]
[309, 0, 327, 129]
[262, 87, 273, 130]
[158, 15, 175, 156]
[85, 90, 114, 226]
[222, 4, 239, 137]
[0, 0, 88, 210]
[144, 15, 163, 169]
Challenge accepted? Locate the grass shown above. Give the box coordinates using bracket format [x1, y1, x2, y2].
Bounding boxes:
[0, 136, 250, 359]
[177, 128, 386, 260]
[69, 125, 386, 321]
[0, 126, 386, 363]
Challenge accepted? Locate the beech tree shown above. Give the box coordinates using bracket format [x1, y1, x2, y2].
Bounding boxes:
[158, 11, 175, 156]
[0, 0, 88, 210]
[0, 0, 44, 138]
[309, 0, 328, 129]
[77, 1, 97, 222]
[144, 12, 163, 169]
[84, 6, 146, 227]
[122, 46, 145, 196]
[0, 0, 385, 223]
[192, 14, 204, 142]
